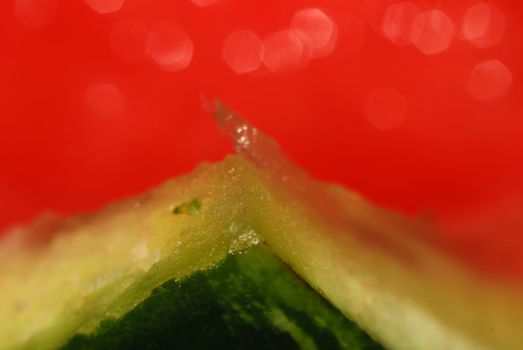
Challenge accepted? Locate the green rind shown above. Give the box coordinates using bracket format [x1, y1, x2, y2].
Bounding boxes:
[61, 245, 382, 350]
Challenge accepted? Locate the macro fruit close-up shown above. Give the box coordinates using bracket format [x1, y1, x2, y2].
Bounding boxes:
[1, 1, 522, 349]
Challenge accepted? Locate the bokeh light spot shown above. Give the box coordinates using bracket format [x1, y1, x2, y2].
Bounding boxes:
[85, 0, 124, 14]
[467, 59, 512, 101]
[290, 8, 337, 58]
[190, 0, 219, 7]
[110, 20, 150, 63]
[337, 12, 365, 56]
[462, 4, 490, 40]
[85, 82, 125, 117]
[261, 30, 310, 72]
[365, 87, 408, 130]
[14, 0, 57, 29]
[410, 10, 454, 54]
[147, 21, 194, 72]
[222, 30, 263, 74]
[462, 3, 506, 48]
[382, 2, 421, 47]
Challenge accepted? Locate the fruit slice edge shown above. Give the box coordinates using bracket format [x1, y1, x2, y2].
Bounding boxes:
[1, 103, 523, 350]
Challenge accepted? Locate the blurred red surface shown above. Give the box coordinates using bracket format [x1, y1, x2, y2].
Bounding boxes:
[0, 0, 522, 277]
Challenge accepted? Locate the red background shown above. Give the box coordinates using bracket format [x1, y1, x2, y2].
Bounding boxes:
[1, 0, 522, 277]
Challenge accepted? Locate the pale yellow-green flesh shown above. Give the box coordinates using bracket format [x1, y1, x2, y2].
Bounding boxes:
[0, 156, 522, 350]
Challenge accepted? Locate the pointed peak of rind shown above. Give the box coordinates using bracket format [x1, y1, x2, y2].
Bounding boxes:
[209, 99, 294, 177]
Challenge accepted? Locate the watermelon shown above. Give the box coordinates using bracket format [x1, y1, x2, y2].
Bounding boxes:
[1, 101, 522, 350]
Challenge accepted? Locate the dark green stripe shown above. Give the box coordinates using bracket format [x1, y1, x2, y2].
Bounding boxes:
[62, 245, 384, 350]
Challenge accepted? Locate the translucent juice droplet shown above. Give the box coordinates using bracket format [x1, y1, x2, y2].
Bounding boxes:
[211, 99, 304, 180]
[229, 229, 261, 254]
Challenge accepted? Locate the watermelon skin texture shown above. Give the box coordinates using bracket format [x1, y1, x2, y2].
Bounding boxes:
[62, 246, 382, 350]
